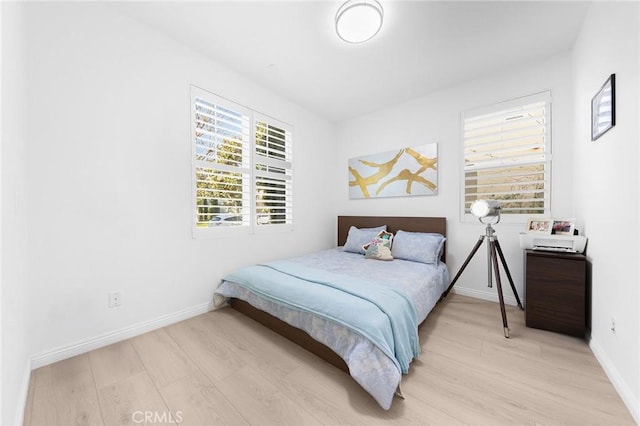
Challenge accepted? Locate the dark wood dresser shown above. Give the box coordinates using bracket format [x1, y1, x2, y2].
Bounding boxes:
[524, 249, 587, 337]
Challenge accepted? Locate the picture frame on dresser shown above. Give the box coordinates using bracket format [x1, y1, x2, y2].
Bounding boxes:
[526, 218, 553, 234]
[552, 218, 575, 235]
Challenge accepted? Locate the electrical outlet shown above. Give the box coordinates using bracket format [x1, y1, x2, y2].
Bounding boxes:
[109, 292, 122, 308]
[610, 316, 616, 333]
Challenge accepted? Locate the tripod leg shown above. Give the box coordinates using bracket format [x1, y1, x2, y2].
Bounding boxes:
[493, 239, 524, 310]
[441, 235, 485, 299]
[490, 240, 510, 338]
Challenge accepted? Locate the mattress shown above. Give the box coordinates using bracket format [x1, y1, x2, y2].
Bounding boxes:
[214, 247, 450, 409]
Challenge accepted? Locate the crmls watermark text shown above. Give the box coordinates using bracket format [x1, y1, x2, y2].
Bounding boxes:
[131, 411, 183, 424]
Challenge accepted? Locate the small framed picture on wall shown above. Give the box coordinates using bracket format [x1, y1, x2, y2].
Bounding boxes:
[591, 73, 616, 141]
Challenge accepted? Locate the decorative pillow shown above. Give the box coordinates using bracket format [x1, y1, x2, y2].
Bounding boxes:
[391, 230, 445, 264]
[343, 225, 387, 254]
[364, 231, 394, 261]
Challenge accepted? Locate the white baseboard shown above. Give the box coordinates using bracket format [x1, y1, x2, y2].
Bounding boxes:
[589, 337, 639, 424]
[14, 359, 32, 426]
[452, 286, 520, 306]
[31, 301, 214, 369]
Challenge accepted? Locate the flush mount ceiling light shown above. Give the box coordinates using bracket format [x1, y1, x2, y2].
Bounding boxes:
[335, 0, 384, 44]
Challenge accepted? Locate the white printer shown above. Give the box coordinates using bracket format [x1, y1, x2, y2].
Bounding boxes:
[519, 233, 587, 253]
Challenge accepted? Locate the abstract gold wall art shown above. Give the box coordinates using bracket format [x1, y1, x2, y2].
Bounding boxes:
[348, 144, 438, 199]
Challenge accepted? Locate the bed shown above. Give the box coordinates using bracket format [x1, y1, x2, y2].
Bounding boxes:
[214, 216, 449, 409]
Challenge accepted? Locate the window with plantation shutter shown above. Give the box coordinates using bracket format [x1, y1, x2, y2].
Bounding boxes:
[254, 116, 293, 226]
[462, 92, 551, 221]
[191, 86, 293, 237]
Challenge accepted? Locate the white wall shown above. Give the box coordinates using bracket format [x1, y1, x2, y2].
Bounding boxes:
[22, 3, 335, 364]
[1, 2, 31, 425]
[572, 2, 639, 421]
[333, 52, 575, 305]
[1, 2, 3, 420]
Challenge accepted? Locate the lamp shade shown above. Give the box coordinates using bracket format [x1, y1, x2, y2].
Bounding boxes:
[336, 0, 384, 43]
[470, 200, 501, 218]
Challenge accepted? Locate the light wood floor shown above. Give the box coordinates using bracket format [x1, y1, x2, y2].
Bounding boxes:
[23, 294, 634, 425]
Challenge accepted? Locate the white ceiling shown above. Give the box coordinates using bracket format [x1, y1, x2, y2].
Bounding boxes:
[113, 1, 590, 123]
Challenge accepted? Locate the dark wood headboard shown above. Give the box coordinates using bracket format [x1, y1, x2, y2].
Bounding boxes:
[337, 216, 447, 262]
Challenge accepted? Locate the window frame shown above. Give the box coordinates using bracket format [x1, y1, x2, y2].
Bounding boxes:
[191, 86, 293, 238]
[460, 91, 552, 224]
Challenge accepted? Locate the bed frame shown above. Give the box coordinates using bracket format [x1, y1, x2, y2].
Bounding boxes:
[229, 216, 447, 373]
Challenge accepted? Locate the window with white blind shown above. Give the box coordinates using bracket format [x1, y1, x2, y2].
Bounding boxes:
[462, 92, 551, 221]
[191, 86, 293, 236]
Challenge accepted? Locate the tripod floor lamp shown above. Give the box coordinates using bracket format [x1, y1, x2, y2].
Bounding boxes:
[441, 200, 524, 338]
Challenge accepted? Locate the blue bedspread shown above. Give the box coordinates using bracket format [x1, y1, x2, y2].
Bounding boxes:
[223, 259, 420, 374]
